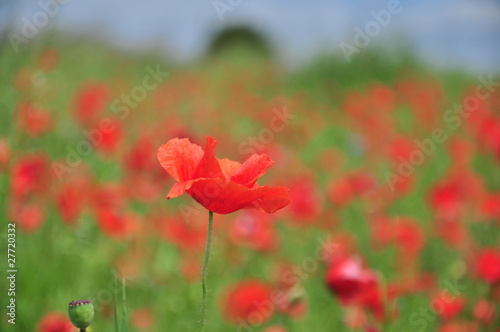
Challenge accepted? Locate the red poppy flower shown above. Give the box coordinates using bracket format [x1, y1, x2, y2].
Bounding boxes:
[10, 154, 50, 198]
[16, 101, 52, 136]
[73, 83, 109, 126]
[438, 321, 479, 332]
[473, 299, 495, 324]
[432, 293, 466, 320]
[221, 279, 274, 325]
[157, 136, 291, 214]
[37, 312, 73, 332]
[8, 199, 45, 233]
[287, 175, 322, 223]
[326, 256, 377, 304]
[56, 188, 81, 226]
[95, 208, 137, 239]
[131, 308, 155, 330]
[38, 48, 60, 72]
[476, 249, 500, 284]
[228, 210, 278, 251]
[0, 138, 10, 171]
[159, 215, 207, 252]
[394, 218, 424, 258]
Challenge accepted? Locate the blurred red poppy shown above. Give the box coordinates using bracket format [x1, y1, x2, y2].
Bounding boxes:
[326, 256, 377, 304]
[8, 199, 45, 233]
[96, 208, 137, 239]
[432, 293, 466, 320]
[37, 312, 73, 332]
[0, 138, 10, 171]
[157, 136, 291, 214]
[10, 154, 50, 198]
[159, 215, 207, 252]
[74, 83, 109, 126]
[287, 175, 322, 223]
[228, 210, 278, 252]
[16, 101, 52, 136]
[473, 299, 495, 324]
[221, 279, 274, 326]
[475, 249, 500, 284]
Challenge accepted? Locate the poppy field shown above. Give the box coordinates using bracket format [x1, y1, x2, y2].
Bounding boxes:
[1, 41, 499, 332]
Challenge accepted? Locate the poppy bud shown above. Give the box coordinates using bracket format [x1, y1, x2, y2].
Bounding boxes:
[68, 300, 94, 330]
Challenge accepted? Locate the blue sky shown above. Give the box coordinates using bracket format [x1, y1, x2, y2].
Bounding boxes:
[3, 0, 500, 73]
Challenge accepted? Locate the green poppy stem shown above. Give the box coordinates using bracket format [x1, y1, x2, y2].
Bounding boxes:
[200, 210, 214, 331]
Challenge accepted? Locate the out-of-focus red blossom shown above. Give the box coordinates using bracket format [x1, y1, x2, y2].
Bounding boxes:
[287, 175, 322, 223]
[73, 83, 109, 126]
[448, 138, 474, 167]
[16, 101, 52, 136]
[0, 138, 10, 171]
[38, 48, 60, 72]
[262, 326, 287, 332]
[13, 68, 33, 92]
[366, 328, 380, 332]
[124, 135, 157, 174]
[89, 118, 123, 153]
[56, 178, 89, 226]
[370, 214, 393, 249]
[90, 182, 126, 212]
[475, 248, 500, 283]
[432, 293, 466, 320]
[228, 210, 278, 251]
[394, 218, 425, 258]
[435, 219, 467, 247]
[328, 177, 354, 206]
[349, 172, 376, 195]
[37, 312, 73, 332]
[387, 136, 415, 164]
[125, 176, 162, 203]
[328, 172, 376, 207]
[10, 154, 50, 198]
[359, 283, 398, 321]
[131, 308, 155, 330]
[473, 299, 495, 324]
[221, 280, 274, 325]
[157, 136, 291, 214]
[159, 215, 206, 252]
[9, 200, 45, 233]
[429, 181, 464, 220]
[481, 193, 500, 221]
[96, 208, 138, 239]
[438, 321, 479, 332]
[368, 83, 396, 112]
[473, 116, 500, 160]
[325, 256, 377, 304]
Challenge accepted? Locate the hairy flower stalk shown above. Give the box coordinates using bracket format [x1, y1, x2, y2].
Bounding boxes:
[200, 210, 214, 331]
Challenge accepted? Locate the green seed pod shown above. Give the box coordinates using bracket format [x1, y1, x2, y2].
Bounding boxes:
[68, 300, 94, 329]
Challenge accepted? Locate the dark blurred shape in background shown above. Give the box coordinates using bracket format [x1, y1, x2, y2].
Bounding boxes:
[207, 26, 272, 59]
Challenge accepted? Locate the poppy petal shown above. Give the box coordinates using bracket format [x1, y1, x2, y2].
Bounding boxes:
[193, 136, 224, 179]
[251, 186, 292, 213]
[218, 158, 242, 180]
[157, 138, 203, 182]
[230, 154, 274, 188]
[166, 180, 196, 199]
[187, 178, 291, 214]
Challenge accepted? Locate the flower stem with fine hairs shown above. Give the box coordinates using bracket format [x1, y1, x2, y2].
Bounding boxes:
[200, 210, 214, 331]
